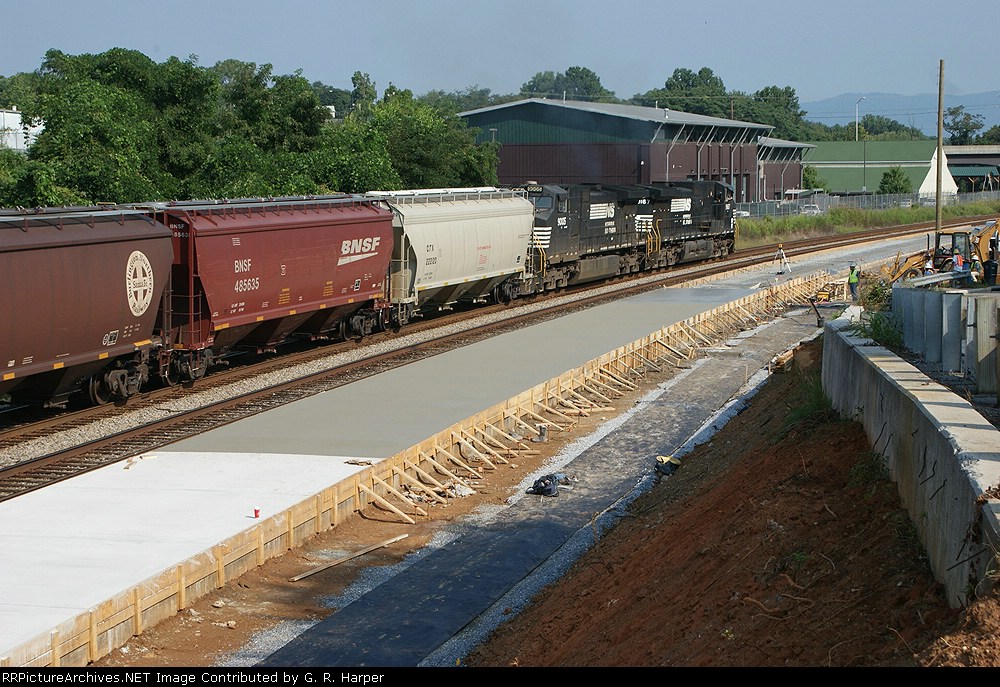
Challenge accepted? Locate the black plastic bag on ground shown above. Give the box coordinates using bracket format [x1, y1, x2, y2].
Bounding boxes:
[526, 475, 559, 497]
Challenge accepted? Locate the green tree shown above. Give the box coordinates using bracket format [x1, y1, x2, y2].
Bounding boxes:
[307, 116, 401, 193]
[739, 86, 809, 140]
[202, 60, 329, 192]
[944, 105, 984, 145]
[350, 71, 378, 116]
[633, 67, 728, 117]
[520, 70, 557, 99]
[559, 66, 615, 102]
[877, 166, 912, 194]
[418, 85, 515, 115]
[801, 165, 826, 191]
[187, 134, 274, 198]
[24, 57, 163, 203]
[310, 80, 351, 114]
[21, 49, 236, 201]
[0, 71, 43, 111]
[1, 157, 89, 207]
[369, 89, 497, 188]
[860, 114, 926, 140]
[39, 50, 221, 198]
[976, 124, 1000, 145]
[264, 71, 326, 153]
[520, 66, 616, 102]
[151, 56, 221, 197]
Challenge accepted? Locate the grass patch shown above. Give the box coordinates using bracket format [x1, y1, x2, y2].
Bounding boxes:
[734, 200, 1000, 250]
[849, 309, 904, 349]
[889, 510, 924, 559]
[848, 450, 890, 497]
[775, 368, 840, 441]
[858, 279, 893, 312]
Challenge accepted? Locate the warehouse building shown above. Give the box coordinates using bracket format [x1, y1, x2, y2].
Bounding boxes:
[459, 99, 810, 203]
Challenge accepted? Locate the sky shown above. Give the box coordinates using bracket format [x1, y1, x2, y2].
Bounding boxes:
[2, 0, 999, 114]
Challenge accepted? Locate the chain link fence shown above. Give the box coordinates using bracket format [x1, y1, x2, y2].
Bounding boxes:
[735, 189, 1000, 219]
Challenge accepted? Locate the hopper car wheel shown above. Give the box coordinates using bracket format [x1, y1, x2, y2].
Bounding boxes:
[162, 366, 181, 388]
[88, 376, 113, 406]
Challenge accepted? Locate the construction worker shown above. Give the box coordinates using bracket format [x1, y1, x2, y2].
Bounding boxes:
[848, 262, 861, 302]
[953, 249, 968, 287]
[971, 255, 983, 284]
[923, 253, 935, 275]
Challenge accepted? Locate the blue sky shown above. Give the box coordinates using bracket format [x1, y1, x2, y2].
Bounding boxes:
[2, 0, 997, 106]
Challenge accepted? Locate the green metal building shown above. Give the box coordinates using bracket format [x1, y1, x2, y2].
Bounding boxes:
[801, 140, 958, 196]
[459, 98, 808, 203]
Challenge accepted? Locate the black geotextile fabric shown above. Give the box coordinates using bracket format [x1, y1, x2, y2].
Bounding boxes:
[261, 313, 820, 668]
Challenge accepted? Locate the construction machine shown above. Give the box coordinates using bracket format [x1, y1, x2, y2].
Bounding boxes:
[880, 219, 999, 283]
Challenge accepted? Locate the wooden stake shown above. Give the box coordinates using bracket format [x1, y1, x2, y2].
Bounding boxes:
[371, 475, 427, 517]
[404, 457, 451, 494]
[393, 465, 448, 504]
[358, 483, 415, 524]
[289, 534, 409, 581]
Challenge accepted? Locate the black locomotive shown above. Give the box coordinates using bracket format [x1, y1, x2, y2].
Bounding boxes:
[516, 181, 735, 294]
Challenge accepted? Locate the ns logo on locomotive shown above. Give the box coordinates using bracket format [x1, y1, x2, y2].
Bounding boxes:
[0, 181, 734, 409]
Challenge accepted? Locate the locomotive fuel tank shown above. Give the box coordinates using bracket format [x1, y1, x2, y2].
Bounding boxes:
[146, 196, 394, 375]
[0, 208, 174, 406]
[371, 188, 534, 314]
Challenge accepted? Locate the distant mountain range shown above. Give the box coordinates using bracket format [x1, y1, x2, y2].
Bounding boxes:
[800, 91, 1000, 138]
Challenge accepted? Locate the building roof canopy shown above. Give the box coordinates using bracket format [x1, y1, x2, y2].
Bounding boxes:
[460, 98, 773, 145]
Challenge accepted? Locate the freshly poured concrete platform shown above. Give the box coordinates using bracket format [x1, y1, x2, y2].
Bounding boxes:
[0, 452, 368, 659]
[163, 286, 752, 460]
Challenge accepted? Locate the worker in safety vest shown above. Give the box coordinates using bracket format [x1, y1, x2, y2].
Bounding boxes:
[953, 249, 968, 286]
[848, 262, 861, 302]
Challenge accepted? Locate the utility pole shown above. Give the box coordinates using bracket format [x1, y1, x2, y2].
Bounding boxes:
[855, 96, 865, 142]
[936, 60, 944, 233]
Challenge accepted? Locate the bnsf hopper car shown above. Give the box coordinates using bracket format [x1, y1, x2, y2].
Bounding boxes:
[0, 207, 174, 407]
[140, 195, 394, 395]
[0, 182, 733, 409]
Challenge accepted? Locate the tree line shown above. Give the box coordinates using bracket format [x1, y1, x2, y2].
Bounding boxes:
[0, 53, 995, 207]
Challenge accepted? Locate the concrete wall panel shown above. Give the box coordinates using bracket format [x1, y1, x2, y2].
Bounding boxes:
[942, 292, 964, 372]
[923, 290, 944, 363]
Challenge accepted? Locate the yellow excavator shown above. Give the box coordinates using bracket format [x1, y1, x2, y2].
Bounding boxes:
[880, 219, 999, 283]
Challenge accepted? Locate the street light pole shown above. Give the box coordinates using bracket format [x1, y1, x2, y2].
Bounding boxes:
[855, 96, 866, 142]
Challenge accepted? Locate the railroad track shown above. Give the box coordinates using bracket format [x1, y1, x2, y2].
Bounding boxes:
[0, 219, 978, 501]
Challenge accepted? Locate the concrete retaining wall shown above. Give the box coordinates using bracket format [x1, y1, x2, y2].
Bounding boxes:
[822, 311, 1000, 607]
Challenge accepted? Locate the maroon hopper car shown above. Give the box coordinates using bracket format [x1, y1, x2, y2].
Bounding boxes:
[144, 196, 394, 382]
[0, 208, 174, 406]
